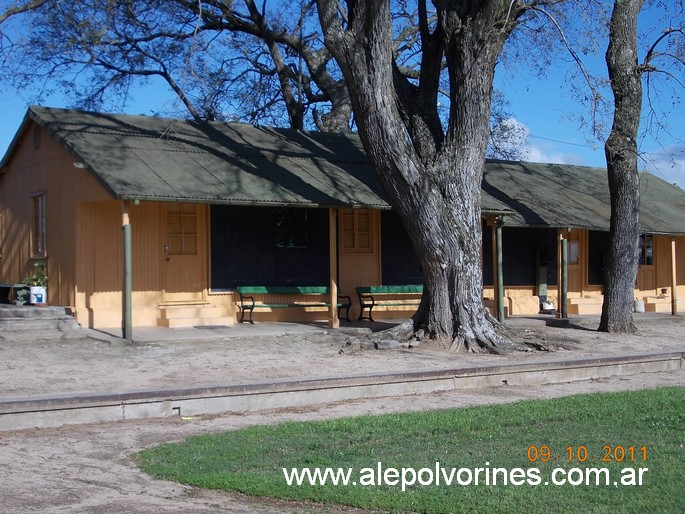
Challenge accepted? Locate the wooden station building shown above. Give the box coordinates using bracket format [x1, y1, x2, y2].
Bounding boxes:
[1, 107, 684, 336]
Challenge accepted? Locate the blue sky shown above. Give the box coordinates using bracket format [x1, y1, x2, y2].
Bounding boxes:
[497, 5, 685, 189]
[1, 6, 683, 189]
[499, 59, 685, 189]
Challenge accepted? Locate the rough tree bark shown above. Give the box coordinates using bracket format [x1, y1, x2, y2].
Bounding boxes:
[317, 1, 526, 352]
[599, 0, 644, 333]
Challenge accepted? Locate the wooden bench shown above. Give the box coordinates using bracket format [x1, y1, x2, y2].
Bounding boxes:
[356, 285, 423, 322]
[0, 283, 29, 304]
[236, 286, 351, 324]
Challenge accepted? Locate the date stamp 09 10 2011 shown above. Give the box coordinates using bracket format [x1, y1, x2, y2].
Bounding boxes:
[527, 445, 647, 464]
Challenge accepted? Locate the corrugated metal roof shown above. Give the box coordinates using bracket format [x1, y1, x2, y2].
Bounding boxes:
[23, 106, 391, 208]
[13, 106, 512, 213]
[483, 160, 685, 235]
[483, 160, 612, 229]
[3, 106, 684, 234]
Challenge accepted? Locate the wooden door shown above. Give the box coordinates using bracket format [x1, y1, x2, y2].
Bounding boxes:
[636, 234, 655, 293]
[567, 229, 581, 294]
[338, 208, 381, 319]
[162, 203, 206, 303]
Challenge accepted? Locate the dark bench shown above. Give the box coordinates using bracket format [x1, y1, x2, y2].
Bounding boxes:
[356, 285, 423, 322]
[0, 283, 29, 304]
[236, 286, 351, 324]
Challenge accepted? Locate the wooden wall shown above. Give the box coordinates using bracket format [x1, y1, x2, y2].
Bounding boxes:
[338, 209, 381, 320]
[0, 121, 111, 307]
[74, 200, 169, 327]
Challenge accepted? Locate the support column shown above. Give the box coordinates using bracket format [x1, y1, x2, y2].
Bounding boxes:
[495, 217, 505, 322]
[560, 232, 568, 319]
[328, 208, 339, 329]
[487, 216, 498, 319]
[671, 236, 678, 315]
[122, 200, 133, 341]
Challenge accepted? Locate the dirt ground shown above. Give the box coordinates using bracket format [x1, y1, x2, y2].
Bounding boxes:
[1, 315, 684, 398]
[0, 314, 684, 513]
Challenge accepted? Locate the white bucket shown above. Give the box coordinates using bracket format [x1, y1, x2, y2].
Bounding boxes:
[633, 299, 645, 313]
[29, 286, 46, 305]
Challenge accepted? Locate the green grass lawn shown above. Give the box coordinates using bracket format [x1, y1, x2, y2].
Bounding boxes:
[138, 387, 685, 513]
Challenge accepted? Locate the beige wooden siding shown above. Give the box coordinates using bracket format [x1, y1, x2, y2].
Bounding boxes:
[678, 237, 685, 286]
[338, 209, 381, 319]
[73, 201, 221, 328]
[0, 121, 112, 308]
[654, 235, 673, 291]
[74, 200, 168, 327]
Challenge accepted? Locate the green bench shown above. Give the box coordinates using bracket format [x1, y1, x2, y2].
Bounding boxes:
[356, 285, 423, 322]
[236, 286, 351, 324]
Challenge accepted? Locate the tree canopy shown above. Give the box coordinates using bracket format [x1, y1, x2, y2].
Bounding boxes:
[0, 0, 530, 156]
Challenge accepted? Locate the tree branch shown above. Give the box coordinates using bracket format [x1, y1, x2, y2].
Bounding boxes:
[0, 0, 49, 24]
[529, 5, 603, 135]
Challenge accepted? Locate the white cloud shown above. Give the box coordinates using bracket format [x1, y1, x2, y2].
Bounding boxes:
[489, 118, 685, 190]
[502, 117, 595, 166]
[488, 117, 530, 160]
[524, 144, 586, 166]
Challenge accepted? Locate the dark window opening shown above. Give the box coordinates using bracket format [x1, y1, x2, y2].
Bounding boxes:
[210, 206, 328, 290]
[588, 231, 610, 285]
[380, 211, 423, 285]
[639, 234, 654, 266]
[30, 193, 46, 258]
[276, 208, 308, 248]
[502, 227, 558, 286]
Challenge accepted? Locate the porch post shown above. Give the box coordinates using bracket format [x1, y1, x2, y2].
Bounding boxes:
[122, 200, 133, 340]
[488, 216, 499, 319]
[495, 216, 505, 322]
[560, 233, 568, 319]
[671, 236, 678, 315]
[328, 208, 339, 329]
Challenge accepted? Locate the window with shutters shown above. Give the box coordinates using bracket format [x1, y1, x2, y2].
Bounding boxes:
[341, 209, 372, 253]
[167, 203, 197, 255]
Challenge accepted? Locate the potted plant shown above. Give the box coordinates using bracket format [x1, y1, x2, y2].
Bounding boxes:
[541, 298, 555, 312]
[14, 287, 29, 305]
[24, 261, 48, 305]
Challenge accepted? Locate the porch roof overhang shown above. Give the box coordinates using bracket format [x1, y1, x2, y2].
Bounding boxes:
[25, 106, 391, 209]
[1, 106, 511, 215]
[4, 106, 685, 235]
[483, 160, 685, 236]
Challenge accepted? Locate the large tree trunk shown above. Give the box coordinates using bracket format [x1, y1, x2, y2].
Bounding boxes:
[393, 155, 508, 353]
[318, 1, 523, 352]
[599, 0, 644, 333]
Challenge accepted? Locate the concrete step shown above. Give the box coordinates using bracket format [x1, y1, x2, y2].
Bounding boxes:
[0, 305, 80, 332]
[158, 305, 226, 320]
[567, 297, 603, 315]
[568, 305, 601, 315]
[568, 296, 604, 305]
[157, 305, 233, 328]
[0, 305, 72, 318]
[644, 296, 671, 313]
[0, 317, 81, 332]
[158, 316, 234, 328]
[483, 298, 509, 317]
